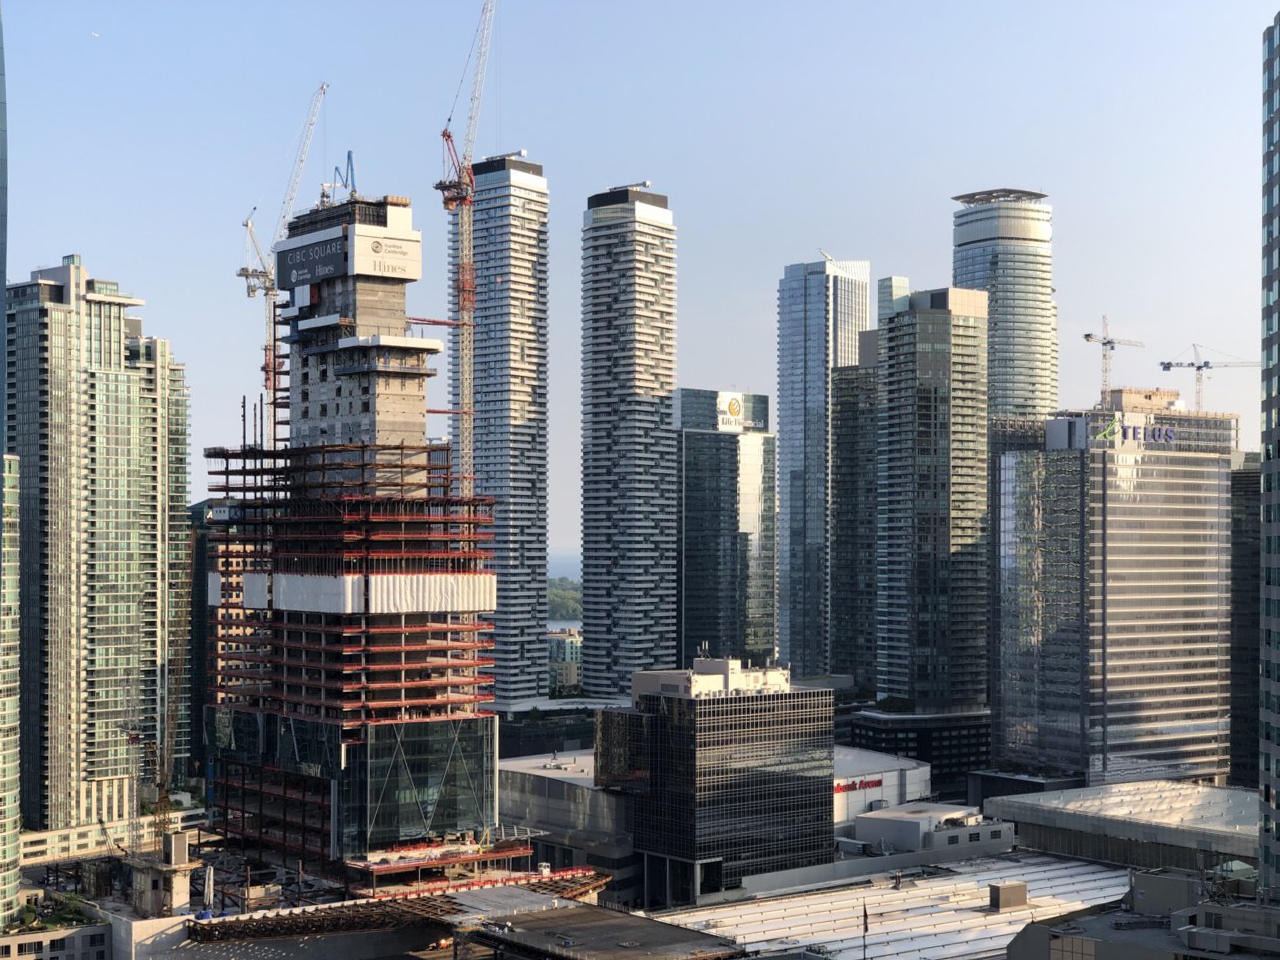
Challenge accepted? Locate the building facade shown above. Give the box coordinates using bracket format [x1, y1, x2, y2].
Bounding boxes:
[596, 660, 833, 909]
[828, 330, 878, 689]
[996, 392, 1233, 785]
[0, 457, 19, 922]
[206, 195, 499, 885]
[676, 389, 775, 667]
[952, 189, 1056, 421]
[876, 286, 988, 709]
[1265, 14, 1280, 886]
[776, 259, 871, 678]
[1230, 451, 1260, 788]
[580, 187, 677, 696]
[5, 256, 189, 831]
[451, 154, 549, 704]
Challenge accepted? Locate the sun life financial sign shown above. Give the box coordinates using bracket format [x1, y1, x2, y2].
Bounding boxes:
[716, 391, 764, 433]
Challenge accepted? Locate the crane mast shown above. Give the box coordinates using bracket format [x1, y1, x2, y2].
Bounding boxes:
[436, 0, 496, 498]
[1083, 315, 1144, 409]
[236, 81, 327, 447]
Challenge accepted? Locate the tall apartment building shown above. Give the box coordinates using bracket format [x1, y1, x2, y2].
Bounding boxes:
[1230, 452, 1261, 788]
[206, 195, 500, 887]
[952, 189, 1056, 420]
[853, 285, 989, 798]
[580, 186, 677, 696]
[4, 256, 189, 831]
[0, 457, 19, 922]
[995, 391, 1233, 786]
[828, 329, 878, 690]
[675, 389, 775, 667]
[776, 259, 871, 678]
[450, 154, 549, 704]
[596, 659, 834, 909]
[0, 13, 19, 924]
[1264, 12, 1280, 887]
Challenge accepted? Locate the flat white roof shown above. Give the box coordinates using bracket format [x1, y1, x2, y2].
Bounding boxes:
[984, 780, 1257, 837]
[834, 747, 929, 778]
[500, 750, 597, 788]
[856, 803, 977, 823]
[501, 746, 924, 791]
[665, 854, 1129, 960]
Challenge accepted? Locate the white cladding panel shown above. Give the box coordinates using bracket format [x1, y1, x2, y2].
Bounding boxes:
[248, 573, 497, 614]
[242, 573, 269, 610]
[206, 573, 222, 606]
[273, 574, 365, 614]
[833, 765, 932, 822]
[368, 573, 497, 614]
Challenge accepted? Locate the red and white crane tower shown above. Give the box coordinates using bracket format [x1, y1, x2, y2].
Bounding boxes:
[436, 0, 496, 498]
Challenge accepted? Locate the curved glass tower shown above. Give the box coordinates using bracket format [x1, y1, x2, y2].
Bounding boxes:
[953, 189, 1056, 420]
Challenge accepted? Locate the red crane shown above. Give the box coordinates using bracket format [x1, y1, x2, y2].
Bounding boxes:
[435, 0, 495, 498]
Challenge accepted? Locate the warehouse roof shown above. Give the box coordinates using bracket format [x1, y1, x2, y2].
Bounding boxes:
[665, 854, 1128, 960]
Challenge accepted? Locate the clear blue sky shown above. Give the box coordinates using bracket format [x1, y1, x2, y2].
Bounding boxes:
[5, 1, 1272, 562]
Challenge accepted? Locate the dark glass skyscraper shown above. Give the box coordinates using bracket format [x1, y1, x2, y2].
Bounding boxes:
[1263, 12, 1280, 887]
[676, 389, 775, 667]
[596, 660, 833, 909]
[828, 330, 878, 690]
[1230, 451, 1261, 788]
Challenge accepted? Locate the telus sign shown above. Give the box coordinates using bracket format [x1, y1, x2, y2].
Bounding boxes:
[1093, 414, 1176, 444]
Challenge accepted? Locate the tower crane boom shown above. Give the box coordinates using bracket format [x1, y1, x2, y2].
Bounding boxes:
[1159, 342, 1260, 411]
[1083, 315, 1144, 409]
[436, 0, 496, 499]
[235, 82, 327, 447]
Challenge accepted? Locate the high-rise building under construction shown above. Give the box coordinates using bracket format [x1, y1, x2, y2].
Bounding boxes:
[450, 155, 549, 704]
[206, 194, 504, 890]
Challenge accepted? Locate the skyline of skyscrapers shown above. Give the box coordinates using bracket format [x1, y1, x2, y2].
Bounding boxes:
[675, 388, 775, 667]
[776, 258, 871, 679]
[451, 153, 550, 704]
[580, 185, 677, 697]
[4, 255, 190, 831]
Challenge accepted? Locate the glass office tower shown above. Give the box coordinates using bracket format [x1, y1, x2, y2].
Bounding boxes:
[676, 389, 775, 667]
[776, 259, 871, 678]
[596, 660, 833, 909]
[998, 392, 1233, 785]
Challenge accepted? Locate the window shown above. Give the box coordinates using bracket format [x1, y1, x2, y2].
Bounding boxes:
[969, 832, 981, 842]
[947, 835, 959, 846]
[991, 830, 1002, 840]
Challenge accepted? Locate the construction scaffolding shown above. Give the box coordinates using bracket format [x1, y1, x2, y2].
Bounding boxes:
[204, 441, 503, 890]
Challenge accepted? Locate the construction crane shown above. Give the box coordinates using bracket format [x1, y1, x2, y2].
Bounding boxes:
[1160, 343, 1260, 411]
[436, 0, 496, 499]
[237, 81, 328, 447]
[1083, 316, 1144, 409]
